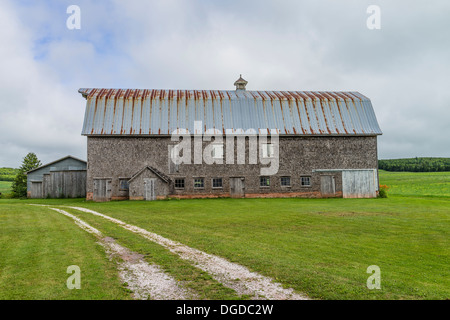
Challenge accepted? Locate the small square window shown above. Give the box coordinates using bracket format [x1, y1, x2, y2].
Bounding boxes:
[281, 176, 291, 187]
[194, 178, 204, 189]
[212, 144, 224, 159]
[119, 179, 129, 191]
[175, 178, 185, 189]
[212, 178, 223, 188]
[301, 176, 311, 187]
[260, 176, 270, 187]
[262, 143, 274, 158]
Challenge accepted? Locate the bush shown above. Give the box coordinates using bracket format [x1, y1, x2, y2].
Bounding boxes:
[378, 184, 389, 198]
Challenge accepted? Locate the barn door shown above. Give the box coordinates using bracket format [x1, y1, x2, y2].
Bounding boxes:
[93, 178, 112, 202]
[144, 178, 156, 201]
[30, 181, 43, 198]
[320, 175, 335, 196]
[106, 179, 112, 200]
[230, 177, 245, 198]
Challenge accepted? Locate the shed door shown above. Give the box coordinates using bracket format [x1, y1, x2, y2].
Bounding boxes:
[30, 181, 43, 198]
[93, 179, 112, 202]
[230, 177, 245, 198]
[144, 178, 156, 201]
[320, 175, 335, 196]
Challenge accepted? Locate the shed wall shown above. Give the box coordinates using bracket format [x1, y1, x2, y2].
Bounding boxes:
[27, 158, 86, 192]
[342, 170, 377, 198]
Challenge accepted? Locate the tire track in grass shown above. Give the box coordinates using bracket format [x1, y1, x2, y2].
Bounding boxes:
[67, 206, 309, 300]
[47, 207, 192, 300]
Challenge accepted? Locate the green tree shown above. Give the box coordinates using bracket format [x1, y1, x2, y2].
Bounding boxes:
[11, 153, 42, 198]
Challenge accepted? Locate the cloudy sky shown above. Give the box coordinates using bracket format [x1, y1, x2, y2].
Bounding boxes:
[0, 0, 449, 167]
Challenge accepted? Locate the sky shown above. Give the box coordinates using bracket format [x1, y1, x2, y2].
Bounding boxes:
[0, 0, 449, 167]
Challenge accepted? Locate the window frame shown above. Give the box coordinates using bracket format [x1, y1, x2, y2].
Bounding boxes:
[262, 143, 275, 158]
[300, 176, 312, 187]
[119, 178, 130, 191]
[280, 176, 291, 187]
[211, 144, 224, 159]
[174, 178, 185, 189]
[260, 176, 270, 188]
[212, 177, 223, 189]
[194, 177, 205, 189]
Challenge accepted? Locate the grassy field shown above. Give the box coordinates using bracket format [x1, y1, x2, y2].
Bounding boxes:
[0, 181, 12, 195]
[0, 171, 448, 299]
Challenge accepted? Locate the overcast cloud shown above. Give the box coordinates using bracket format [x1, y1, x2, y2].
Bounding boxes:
[0, 0, 449, 167]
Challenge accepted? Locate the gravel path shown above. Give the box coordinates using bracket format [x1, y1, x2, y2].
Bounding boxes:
[48, 207, 192, 300]
[67, 206, 309, 300]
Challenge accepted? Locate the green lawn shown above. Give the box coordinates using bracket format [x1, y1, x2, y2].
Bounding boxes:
[379, 170, 450, 197]
[0, 204, 130, 299]
[0, 181, 11, 195]
[0, 171, 448, 300]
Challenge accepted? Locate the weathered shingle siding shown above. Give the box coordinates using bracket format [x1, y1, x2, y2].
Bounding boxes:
[86, 135, 377, 199]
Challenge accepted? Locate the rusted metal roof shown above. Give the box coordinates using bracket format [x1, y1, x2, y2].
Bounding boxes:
[79, 88, 382, 136]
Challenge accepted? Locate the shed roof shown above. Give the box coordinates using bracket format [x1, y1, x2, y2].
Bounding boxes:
[79, 88, 382, 136]
[26, 155, 86, 174]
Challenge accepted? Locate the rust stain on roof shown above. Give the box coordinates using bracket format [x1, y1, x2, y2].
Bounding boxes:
[78, 88, 382, 136]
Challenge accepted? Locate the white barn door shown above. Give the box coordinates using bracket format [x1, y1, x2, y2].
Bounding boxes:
[144, 178, 156, 201]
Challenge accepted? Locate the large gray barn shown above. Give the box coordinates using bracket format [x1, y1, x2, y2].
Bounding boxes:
[26, 155, 87, 198]
[79, 77, 382, 202]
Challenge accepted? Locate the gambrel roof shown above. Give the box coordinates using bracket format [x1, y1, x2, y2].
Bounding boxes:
[79, 88, 382, 136]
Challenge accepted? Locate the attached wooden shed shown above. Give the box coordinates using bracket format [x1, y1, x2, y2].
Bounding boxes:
[313, 169, 378, 198]
[26, 155, 87, 198]
[128, 166, 171, 201]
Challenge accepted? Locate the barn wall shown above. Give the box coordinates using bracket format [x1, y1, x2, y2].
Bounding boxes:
[86, 135, 378, 199]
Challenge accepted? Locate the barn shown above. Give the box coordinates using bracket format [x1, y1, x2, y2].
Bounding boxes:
[79, 76, 382, 202]
[26, 155, 87, 198]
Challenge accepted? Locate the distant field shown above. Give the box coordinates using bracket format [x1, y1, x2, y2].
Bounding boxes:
[0, 171, 448, 300]
[380, 170, 450, 197]
[0, 181, 12, 195]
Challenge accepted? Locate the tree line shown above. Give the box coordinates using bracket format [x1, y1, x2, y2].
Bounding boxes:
[378, 157, 450, 172]
[0, 167, 19, 181]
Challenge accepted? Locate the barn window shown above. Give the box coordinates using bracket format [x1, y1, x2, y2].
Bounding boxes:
[212, 178, 223, 188]
[194, 178, 204, 189]
[260, 176, 270, 187]
[281, 176, 291, 187]
[212, 144, 224, 159]
[119, 179, 129, 191]
[301, 176, 311, 187]
[175, 178, 185, 189]
[262, 143, 274, 158]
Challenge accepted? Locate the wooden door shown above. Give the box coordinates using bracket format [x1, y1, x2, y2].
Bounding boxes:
[320, 175, 335, 196]
[144, 178, 156, 201]
[30, 181, 43, 198]
[230, 177, 245, 198]
[93, 179, 112, 202]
